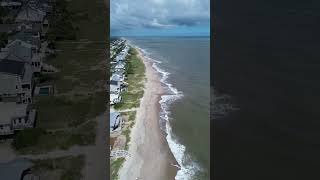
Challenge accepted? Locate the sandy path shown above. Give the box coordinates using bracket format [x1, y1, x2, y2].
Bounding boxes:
[119, 50, 178, 180]
[81, 110, 108, 180]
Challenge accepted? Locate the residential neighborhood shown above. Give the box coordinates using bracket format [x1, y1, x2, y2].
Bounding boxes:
[0, 0, 55, 137]
[109, 38, 146, 180]
[0, 0, 108, 179]
[109, 39, 128, 106]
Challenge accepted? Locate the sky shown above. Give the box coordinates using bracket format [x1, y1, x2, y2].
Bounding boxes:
[111, 0, 210, 36]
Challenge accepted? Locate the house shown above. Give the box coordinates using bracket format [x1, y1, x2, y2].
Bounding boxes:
[110, 112, 122, 133]
[114, 63, 125, 72]
[0, 60, 34, 104]
[110, 73, 125, 83]
[0, 39, 42, 73]
[0, 102, 36, 135]
[8, 29, 41, 50]
[15, 6, 46, 24]
[110, 80, 121, 94]
[110, 93, 121, 105]
[0, 158, 39, 180]
[0, 0, 22, 9]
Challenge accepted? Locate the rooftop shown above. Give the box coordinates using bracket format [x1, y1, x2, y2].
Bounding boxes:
[110, 112, 121, 127]
[0, 59, 25, 76]
[0, 102, 28, 125]
[0, 158, 33, 180]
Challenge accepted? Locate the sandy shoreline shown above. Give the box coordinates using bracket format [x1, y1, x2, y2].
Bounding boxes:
[118, 49, 178, 180]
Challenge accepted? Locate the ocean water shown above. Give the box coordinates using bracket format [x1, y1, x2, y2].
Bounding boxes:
[127, 37, 210, 179]
[213, 0, 320, 179]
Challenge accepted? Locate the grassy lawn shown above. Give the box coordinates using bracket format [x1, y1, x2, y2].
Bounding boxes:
[32, 155, 85, 180]
[114, 48, 145, 110]
[14, 121, 96, 154]
[34, 91, 106, 129]
[111, 158, 125, 180]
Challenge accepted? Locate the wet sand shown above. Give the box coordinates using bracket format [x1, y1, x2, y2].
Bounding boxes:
[119, 49, 178, 180]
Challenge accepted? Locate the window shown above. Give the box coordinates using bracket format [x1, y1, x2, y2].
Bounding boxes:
[16, 85, 18, 89]
[19, 118, 21, 123]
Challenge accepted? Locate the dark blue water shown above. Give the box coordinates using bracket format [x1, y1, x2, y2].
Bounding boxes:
[213, 1, 320, 179]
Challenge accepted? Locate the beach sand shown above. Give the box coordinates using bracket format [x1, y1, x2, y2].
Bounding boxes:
[118, 50, 178, 180]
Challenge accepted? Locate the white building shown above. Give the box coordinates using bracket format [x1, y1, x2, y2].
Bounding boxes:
[0, 60, 34, 104]
[110, 93, 121, 105]
[0, 102, 36, 135]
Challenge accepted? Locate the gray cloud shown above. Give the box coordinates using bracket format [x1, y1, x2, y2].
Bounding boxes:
[111, 0, 210, 32]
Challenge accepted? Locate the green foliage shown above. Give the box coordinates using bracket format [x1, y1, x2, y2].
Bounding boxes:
[12, 128, 46, 150]
[0, 7, 8, 18]
[114, 47, 145, 110]
[47, 0, 76, 41]
[37, 74, 56, 84]
[111, 158, 125, 180]
[32, 155, 84, 180]
[0, 32, 8, 48]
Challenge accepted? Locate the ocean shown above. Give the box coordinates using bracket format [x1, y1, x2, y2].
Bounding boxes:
[213, 0, 320, 179]
[126, 37, 210, 180]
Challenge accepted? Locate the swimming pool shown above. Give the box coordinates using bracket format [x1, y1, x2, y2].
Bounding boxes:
[38, 87, 50, 95]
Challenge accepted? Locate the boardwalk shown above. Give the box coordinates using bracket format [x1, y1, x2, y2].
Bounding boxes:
[110, 150, 131, 159]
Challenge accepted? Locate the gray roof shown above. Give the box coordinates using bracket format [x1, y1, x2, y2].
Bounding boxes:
[0, 24, 18, 33]
[0, 59, 25, 76]
[110, 112, 120, 127]
[110, 80, 118, 85]
[22, 62, 33, 83]
[0, 102, 28, 124]
[0, 158, 33, 180]
[15, 6, 46, 22]
[9, 31, 41, 48]
[1, 40, 34, 62]
[17, 23, 42, 34]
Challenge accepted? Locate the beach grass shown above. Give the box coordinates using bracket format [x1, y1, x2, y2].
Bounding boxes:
[114, 48, 145, 110]
[14, 121, 96, 154]
[32, 155, 85, 180]
[34, 91, 105, 129]
[110, 47, 146, 179]
[111, 158, 125, 180]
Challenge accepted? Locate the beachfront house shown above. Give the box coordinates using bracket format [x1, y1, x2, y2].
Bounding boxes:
[110, 80, 121, 94]
[0, 39, 43, 73]
[114, 63, 125, 72]
[0, 60, 34, 104]
[0, 0, 22, 9]
[15, 6, 46, 24]
[110, 93, 121, 105]
[110, 112, 122, 133]
[0, 102, 36, 135]
[110, 73, 125, 83]
[8, 28, 42, 50]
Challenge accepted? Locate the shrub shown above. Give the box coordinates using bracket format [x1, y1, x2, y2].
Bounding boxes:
[12, 128, 46, 150]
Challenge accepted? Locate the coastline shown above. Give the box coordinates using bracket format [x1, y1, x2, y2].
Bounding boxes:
[119, 48, 178, 180]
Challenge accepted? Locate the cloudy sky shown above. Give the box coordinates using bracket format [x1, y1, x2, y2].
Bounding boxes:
[111, 0, 210, 36]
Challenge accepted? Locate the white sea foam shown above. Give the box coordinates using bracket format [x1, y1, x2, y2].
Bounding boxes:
[127, 40, 201, 180]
